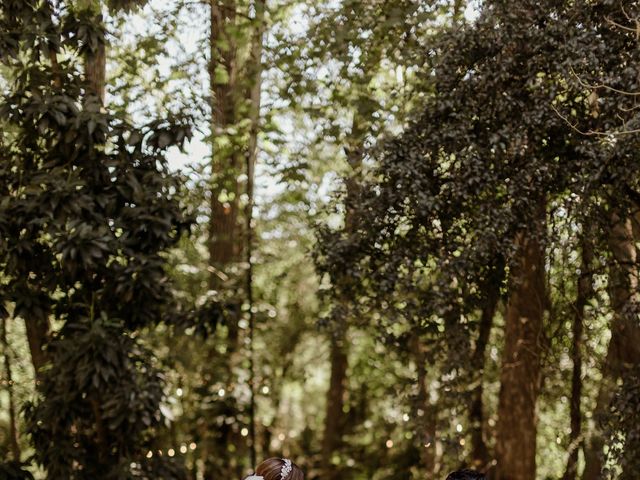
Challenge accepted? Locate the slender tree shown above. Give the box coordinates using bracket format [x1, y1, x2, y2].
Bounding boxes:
[469, 259, 503, 469]
[1, 315, 20, 461]
[562, 233, 593, 480]
[245, 0, 266, 467]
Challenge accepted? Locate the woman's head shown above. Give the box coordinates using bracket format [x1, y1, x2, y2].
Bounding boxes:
[254, 457, 303, 480]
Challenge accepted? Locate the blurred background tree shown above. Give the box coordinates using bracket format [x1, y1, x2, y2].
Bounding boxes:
[1, 0, 639, 479]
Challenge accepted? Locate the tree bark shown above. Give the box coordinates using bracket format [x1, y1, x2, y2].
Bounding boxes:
[469, 263, 502, 469]
[79, 0, 106, 102]
[203, 1, 251, 476]
[563, 234, 593, 480]
[209, 0, 241, 277]
[84, 39, 105, 101]
[495, 212, 546, 480]
[582, 213, 640, 480]
[1, 316, 21, 460]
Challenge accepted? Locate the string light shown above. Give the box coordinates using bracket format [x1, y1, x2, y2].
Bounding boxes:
[189, 442, 197, 451]
[456, 424, 463, 433]
[241, 428, 249, 437]
[180, 445, 188, 454]
[176, 388, 183, 397]
[386, 439, 394, 448]
[168, 449, 175, 457]
[218, 388, 226, 397]
[146, 451, 153, 458]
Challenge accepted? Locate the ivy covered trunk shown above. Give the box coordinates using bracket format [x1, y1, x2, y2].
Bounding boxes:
[495, 217, 546, 480]
[583, 214, 640, 480]
[562, 233, 592, 480]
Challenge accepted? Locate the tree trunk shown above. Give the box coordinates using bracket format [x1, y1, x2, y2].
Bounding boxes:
[563, 234, 593, 480]
[84, 38, 105, 101]
[245, 0, 265, 467]
[79, 0, 106, 102]
[1, 316, 21, 460]
[321, 125, 364, 479]
[412, 335, 436, 478]
[209, 0, 241, 277]
[469, 263, 502, 469]
[582, 213, 640, 480]
[321, 331, 349, 478]
[495, 213, 546, 480]
[80, 2, 110, 460]
[204, 2, 247, 476]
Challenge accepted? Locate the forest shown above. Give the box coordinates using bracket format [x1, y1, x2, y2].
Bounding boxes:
[0, 0, 639, 479]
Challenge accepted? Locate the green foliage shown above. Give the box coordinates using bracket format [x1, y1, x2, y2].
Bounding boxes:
[24, 317, 171, 478]
[604, 368, 640, 479]
[0, 462, 34, 480]
[0, 0, 193, 477]
[315, 0, 640, 476]
[2, 0, 640, 479]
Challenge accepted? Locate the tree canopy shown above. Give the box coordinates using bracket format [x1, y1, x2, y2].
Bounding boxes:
[1, 0, 639, 479]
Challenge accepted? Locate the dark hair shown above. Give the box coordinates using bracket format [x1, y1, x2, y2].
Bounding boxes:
[251, 458, 304, 480]
[446, 469, 486, 480]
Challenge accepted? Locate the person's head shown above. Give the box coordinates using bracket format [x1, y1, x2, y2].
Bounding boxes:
[446, 469, 485, 480]
[253, 458, 303, 480]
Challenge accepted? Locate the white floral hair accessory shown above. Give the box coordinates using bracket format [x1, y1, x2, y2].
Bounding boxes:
[280, 459, 292, 479]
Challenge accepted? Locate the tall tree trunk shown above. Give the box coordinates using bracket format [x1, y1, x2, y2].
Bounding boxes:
[205, 1, 254, 476]
[321, 131, 363, 479]
[245, 0, 265, 467]
[412, 335, 436, 478]
[1, 316, 21, 460]
[79, 0, 106, 102]
[582, 213, 640, 480]
[321, 330, 349, 478]
[563, 234, 593, 480]
[80, 1, 109, 461]
[495, 209, 546, 480]
[209, 0, 241, 278]
[469, 262, 502, 469]
[84, 36, 105, 101]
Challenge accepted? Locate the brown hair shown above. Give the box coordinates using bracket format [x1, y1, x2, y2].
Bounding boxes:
[254, 457, 304, 480]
